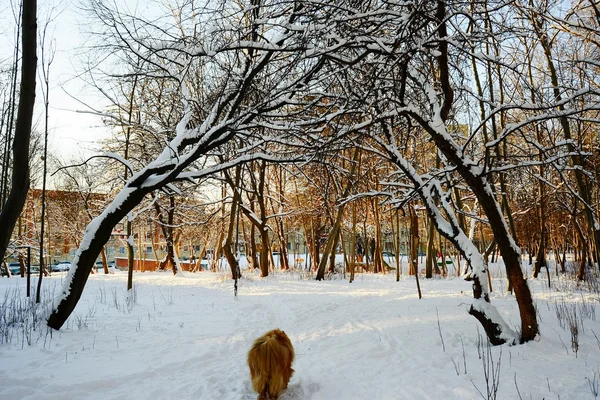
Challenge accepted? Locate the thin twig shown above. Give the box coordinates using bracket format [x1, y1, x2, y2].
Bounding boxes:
[514, 373, 523, 400]
[436, 307, 445, 352]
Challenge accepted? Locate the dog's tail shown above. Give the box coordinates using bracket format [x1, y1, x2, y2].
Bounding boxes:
[248, 331, 294, 398]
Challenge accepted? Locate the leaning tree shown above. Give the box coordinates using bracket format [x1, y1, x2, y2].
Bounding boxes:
[296, 0, 597, 343]
[48, 0, 338, 329]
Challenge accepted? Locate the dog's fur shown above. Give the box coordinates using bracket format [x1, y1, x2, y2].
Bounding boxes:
[248, 329, 295, 400]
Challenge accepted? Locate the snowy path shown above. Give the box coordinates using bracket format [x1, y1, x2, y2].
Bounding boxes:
[1, 270, 599, 399]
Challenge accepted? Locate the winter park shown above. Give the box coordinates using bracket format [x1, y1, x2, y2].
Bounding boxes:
[1, 1, 600, 399]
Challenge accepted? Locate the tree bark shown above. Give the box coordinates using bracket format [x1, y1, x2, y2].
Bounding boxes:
[349, 202, 357, 283]
[394, 210, 401, 281]
[223, 166, 241, 279]
[409, 206, 422, 299]
[373, 199, 385, 274]
[48, 187, 149, 329]
[425, 216, 435, 278]
[0, 0, 36, 265]
[396, 0, 538, 342]
[0, 5, 21, 207]
[409, 206, 419, 276]
[155, 196, 179, 274]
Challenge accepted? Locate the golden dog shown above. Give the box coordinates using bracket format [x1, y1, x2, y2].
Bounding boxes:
[248, 329, 295, 400]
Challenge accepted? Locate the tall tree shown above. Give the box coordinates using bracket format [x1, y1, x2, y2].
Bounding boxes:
[47, 0, 329, 329]
[0, 0, 37, 266]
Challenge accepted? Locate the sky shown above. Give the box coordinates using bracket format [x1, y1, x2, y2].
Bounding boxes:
[1, 0, 111, 175]
[37, 1, 111, 163]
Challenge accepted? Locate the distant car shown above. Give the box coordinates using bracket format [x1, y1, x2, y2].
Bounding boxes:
[51, 261, 71, 272]
[199, 259, 210, 270]
[8, 262, 21, 275]
[95, 260, 118, 273]
[5, 262, 40, 275]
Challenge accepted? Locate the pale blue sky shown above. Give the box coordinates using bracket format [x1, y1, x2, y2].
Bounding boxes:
[1, 0, 111, 170]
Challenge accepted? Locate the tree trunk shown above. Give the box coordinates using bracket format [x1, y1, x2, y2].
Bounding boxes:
[310, 217, 320, 272]
[532, 233, 547, 279]
[362, 216, 370, 272]
[274, 167, 289, 270]
[0, 0, 36, 265]
[48, 186, 150, 329]
[409, 206, 422, 299]
[373, 199, 385, 274]
[316, 207, 344, 280]
[392, 209, 402, 282]
[240, 217, 248, 268]
[137, 224, 145, 272]
[223, 167, 241, 279]
[470, 182, 538, 342]
[350, 202, 357, 283]
[222, 211, 240, 279]
[0, 5, 21, 207]
[249, 221, 258, 270]
[409, 206, 419, 276]
[402, 0, 537, 342]
[327, 231, 340, 273]
[167, 196, 179, 274]
[100, 247, 108, 274]
[574, 215, 590, 281]
[425, 216, 435, 278]
[392, 209, 401, 281]
[155, 196, 179, 274]
[316, 148, 360, 279]
[339, 231, 348, 279]
[123, 75, 138, 289]
[259, 227, 270, 277]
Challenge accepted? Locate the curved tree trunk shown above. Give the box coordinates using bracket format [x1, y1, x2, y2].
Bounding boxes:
[377, 121, 518, 344]
[396, 0, 538, 343]
[48, 187, 150, 329]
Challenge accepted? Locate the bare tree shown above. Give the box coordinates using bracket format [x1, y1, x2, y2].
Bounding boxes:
[0, 0, 37, 267]
[47, 0, 329, 329]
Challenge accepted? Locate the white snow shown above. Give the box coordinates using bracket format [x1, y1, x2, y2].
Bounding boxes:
[1, 263, 599, 400]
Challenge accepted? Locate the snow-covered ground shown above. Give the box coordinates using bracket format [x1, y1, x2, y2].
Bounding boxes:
[1, 262, 599, 400]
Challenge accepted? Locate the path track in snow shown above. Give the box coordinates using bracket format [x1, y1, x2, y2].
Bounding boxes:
[1, 270, 599, 400]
